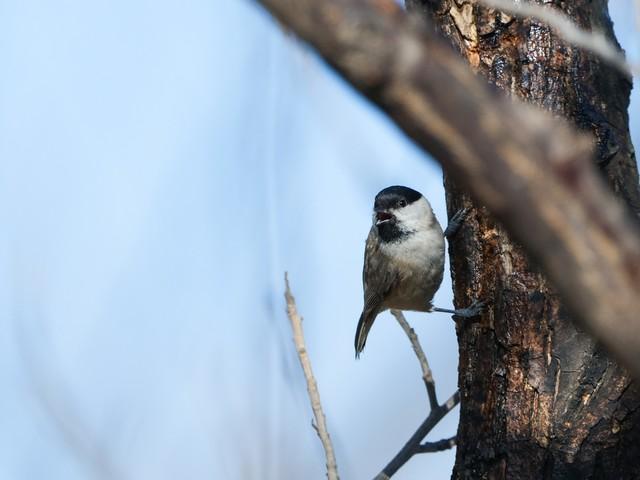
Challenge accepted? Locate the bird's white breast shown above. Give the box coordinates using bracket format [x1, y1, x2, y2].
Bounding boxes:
[378, 198, 445, 311]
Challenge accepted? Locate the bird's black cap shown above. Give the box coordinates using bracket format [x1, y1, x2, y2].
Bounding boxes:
[374, 186, 422, 211]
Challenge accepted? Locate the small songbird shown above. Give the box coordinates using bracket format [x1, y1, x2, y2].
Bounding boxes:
[355, 186, 481, 357]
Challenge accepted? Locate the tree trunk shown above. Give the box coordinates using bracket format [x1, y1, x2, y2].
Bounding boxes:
[407, 1, 640, 478]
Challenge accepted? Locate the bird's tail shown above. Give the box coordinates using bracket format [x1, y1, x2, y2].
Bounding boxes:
[354, 309, 377, 358]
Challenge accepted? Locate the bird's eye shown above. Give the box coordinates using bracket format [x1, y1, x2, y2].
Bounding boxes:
[399, 200, 407, 208]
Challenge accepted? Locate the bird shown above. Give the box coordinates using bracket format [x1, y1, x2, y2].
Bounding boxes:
[354, 185, 482, 357]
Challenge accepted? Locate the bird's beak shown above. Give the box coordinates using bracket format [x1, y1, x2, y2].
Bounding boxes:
[375, 210, 394, 226]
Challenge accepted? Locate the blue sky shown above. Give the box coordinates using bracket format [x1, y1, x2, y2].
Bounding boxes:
[0, 1, 638, 479]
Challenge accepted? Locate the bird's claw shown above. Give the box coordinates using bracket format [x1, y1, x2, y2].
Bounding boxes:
[454, 299, 484, 318]
[451, 207, 469, 224]
[444, 207, 470, 239]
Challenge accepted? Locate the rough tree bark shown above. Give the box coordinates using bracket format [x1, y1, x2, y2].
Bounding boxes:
[406, 1, 640, 478]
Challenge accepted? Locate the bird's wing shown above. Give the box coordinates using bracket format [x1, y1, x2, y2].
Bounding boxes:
[362, 228, 398, 307]
[355, 229, 399, 356]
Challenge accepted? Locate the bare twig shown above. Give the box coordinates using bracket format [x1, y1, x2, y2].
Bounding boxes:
[416, 436, 456, 453]
[390, 309, 438, 409]
[479, 0, 634, 76]
[284, 273, 339, 480]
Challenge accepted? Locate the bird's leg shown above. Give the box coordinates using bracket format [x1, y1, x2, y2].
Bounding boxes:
[443, 207, 469, 239]
[432, 299, 484, 318]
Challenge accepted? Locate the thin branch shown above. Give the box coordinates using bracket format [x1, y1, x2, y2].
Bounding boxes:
[374, 311, 460, 478]
[416, 436, 456, 454]
[284, 273, 339, 480]
[479, 0, 634, 76]
[391, 309, 438, 409]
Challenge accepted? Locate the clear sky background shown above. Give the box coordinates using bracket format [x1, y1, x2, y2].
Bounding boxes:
[0, 1, 638, 479]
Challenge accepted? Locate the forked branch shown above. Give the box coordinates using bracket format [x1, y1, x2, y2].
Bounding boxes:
[373, 311, 459, 479]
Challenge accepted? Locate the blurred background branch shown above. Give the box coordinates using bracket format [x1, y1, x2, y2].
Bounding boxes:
[16, 321, 123, 480]
[256, 0, 640, 378]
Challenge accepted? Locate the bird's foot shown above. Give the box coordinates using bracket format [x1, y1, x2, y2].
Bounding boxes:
[432, 299, 484, 319]
[444, 207, 469, 239]
[452, 299, 484, 318]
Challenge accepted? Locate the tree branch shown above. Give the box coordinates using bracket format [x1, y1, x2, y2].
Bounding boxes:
[373, 310, 460, 478]
[284, 273, 339, 480]
[391, 309, 438, 409]
[257, 0, 640, 377]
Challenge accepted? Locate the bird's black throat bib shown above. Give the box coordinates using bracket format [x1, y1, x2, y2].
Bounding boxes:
[377, 222, 413, 243]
